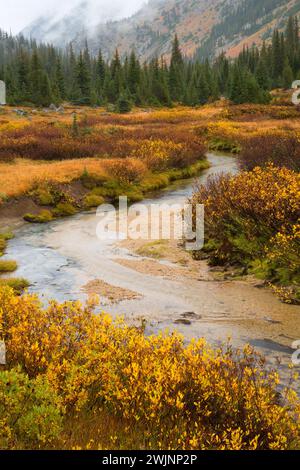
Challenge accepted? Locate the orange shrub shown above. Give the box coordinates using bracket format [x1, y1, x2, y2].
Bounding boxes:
[102, 158, 147, 184]
[240, 134, 300, 171]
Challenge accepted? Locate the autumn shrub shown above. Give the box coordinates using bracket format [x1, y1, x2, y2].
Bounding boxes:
[130, 137, 205, 172]
[226, 104, 300, 121]
[0, 125, 105, 161]
[0, 367, 63, 449]
[102, 158, 147, 184]
[52, 202, 77, 217]
[83, 194, 105, 209]
[0, 278, 30, 294]
[0, 286, 300, 450]
[0, 120, 207, 168]
[131, 139, 172, 171]
[0, 289, 98, 377]
[198, 121, 241, 154]
[240, 134, 300, 171]
[192, 165, 300, 300]
[33, 187, 55, 206]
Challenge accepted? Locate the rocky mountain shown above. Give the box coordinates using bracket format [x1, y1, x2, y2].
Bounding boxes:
[23, 0, 300, 60]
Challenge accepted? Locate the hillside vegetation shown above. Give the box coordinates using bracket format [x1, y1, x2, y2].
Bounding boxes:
[1, 16, 300, 108]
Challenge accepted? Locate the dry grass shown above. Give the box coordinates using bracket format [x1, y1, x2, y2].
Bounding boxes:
[1, 102, 299, 202]
[0, 106, 209, 201]
[0, 158, 107, 198]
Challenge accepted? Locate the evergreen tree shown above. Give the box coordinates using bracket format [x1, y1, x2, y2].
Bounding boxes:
[0, 15, 298, 108]
[128, 51, 141, 101]
[117, 93, 132, 113]
[39, 72, 53, 106]
[17, 49, 30, 102]
[96, 49, 106, 100]
[282, 58, 293, 89]
[169, 34, 184, 101]
[75, 51, 91, 104]
[53, 56, 65, 102]
[255, 56, 270, 90]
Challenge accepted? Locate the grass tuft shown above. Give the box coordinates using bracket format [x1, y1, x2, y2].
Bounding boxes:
[0, 260, 18, 273]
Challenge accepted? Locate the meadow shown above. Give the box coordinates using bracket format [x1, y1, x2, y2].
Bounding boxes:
[0, 102, 300, 449]
[0, 106, 208, 211]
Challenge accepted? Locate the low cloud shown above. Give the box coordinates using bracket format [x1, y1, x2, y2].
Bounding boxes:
[1, 0, 147, 33]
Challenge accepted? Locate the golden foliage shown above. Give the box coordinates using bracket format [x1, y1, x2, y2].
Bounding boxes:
[0, 286, 299, 450]
[192, 165, 300, 300]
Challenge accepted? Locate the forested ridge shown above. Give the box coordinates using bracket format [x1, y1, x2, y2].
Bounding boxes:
[0, 16, 299, 108]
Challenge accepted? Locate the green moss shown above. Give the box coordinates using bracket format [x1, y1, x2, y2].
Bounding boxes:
[83, 159, 209, 206]
[0, 232, 14, 241]
[91, 181, 123, 199]
[24, 210, 53, 223]
[83, 194, 105, 209]
[139, 174, 170, 192]
[0, 239, 6, 255]
[36, 189, 55, 206]
[0, 277, 30, 294]
[52, 202, 77, 217]
[125, 189, 144, 203]
[0, 232, 14, 256]
[249, 259, 274, 280]
[209, 138, 241, 154]
[167, 160, 210, 181]
[136, 240, 168, 259]
[81, 173, 108, 190]
[90, 183, 143, 203]
[0, 260, 18, 273]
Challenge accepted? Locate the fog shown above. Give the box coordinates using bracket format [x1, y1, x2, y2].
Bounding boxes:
[1, 0, 148, 33]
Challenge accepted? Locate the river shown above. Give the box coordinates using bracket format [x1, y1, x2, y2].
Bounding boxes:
[3, 153, 300, 386]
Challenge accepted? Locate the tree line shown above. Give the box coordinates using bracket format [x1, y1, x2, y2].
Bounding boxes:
[0, 16, 299, 109]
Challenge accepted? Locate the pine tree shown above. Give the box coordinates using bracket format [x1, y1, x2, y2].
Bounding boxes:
[96, 49, 106, 99]
[28, 50, 53, 106]
[0, 15, 299, 109]
[17, 49, 30, 102]
[197, 69, 210, 104]
[282, 58, 293, 89]
[53, 56, 65, 102]
[110, 49, 123, 102]
[255, 57, 270, 90]
[75, 51, 91, 104]
[39, 72, 53, 106]
[128, 51, 141, 100]
[117, 92, 132, 113]
[169, 35, 184, 101]
[229, 65, 243, 104]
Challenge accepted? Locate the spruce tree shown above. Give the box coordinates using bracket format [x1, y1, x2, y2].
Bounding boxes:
[282, 59, 293, 89]
[75, 51, 91, 104]
[169, 34, 184, 101]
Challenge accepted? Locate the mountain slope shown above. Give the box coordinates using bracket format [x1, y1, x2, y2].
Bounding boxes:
[23, 0, 300, 60]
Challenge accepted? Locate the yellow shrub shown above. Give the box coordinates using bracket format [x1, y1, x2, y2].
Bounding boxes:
[131, 139, 183, 171]
[0, 286, 299, 450]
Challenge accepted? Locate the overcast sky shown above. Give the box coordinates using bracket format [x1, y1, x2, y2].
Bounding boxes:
[1, 0, 146, 33]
